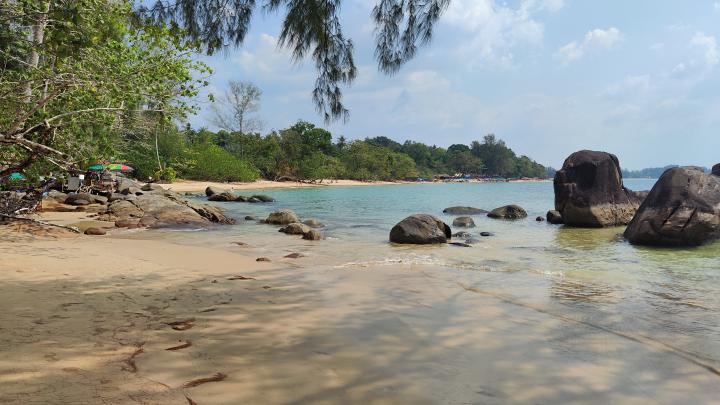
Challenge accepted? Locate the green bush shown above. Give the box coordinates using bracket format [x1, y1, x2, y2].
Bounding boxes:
[186, 144, 260, 182]
[154, 167, 177, 183]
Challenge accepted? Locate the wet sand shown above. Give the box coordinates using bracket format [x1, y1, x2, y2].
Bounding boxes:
[1, 224, 719, 404]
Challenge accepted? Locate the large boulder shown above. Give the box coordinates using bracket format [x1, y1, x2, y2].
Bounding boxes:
[452, 216, 476, 228]
[554, 150, 641, 227]
[266, 209, 300, 225]
[389, 214, 451, 244]
[487, 205, 527, 220]
[117, 179, 141, 194]
[442, 206, 488, 215]
[712, 163, 720, 177]
[105, 191, 235, 228]
[624, 167, 720, 247]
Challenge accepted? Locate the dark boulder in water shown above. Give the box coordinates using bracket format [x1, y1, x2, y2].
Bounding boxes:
[554, 150, 641, 227]
[624, 166, 720, 247]
[535, 216, 545, 222]
[546, 210, 564, 224]
[251, 194, 275, 202]
[266, 209, 300, 225]
[303, 229, 323, 240]
[452, 216, 476, 228]
[443, 206, 488, 215]
[480, 232, 494, 237]
[487, 205, 527, 220]
[208, 192, 236, 202]
[389, 214, 451, 244]
[205, 186, 230, 197]
[279, 223, 311, 235]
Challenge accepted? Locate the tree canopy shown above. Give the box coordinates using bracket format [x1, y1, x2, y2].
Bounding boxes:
[137, 0, 451, 122]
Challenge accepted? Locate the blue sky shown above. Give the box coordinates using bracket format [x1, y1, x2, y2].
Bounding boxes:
[189, 0, 720, 170]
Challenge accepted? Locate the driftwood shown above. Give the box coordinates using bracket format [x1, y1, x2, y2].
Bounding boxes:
[0, 213, 80, 233]
[182, 372, 227, 388]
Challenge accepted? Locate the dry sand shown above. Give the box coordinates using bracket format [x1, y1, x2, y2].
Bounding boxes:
[1, 214, 719, 403]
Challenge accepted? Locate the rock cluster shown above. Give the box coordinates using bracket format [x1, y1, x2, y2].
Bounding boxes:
[266, 209, 324, 240]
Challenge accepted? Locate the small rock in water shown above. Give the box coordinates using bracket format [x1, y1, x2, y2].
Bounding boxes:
[449, 242, 472, 247]
[284, 253, 305, 259]
[452, 231, 472, 238]
[443, 206, 488, 215]
[303, 218, 325, 228]
[536, 216, 545, 222]
[452, 216, 476, 228]
[480, 232, 494, 237]
[465, 238, 480, 244]
[244, 215, 257, 221]
[487, 205, 527, 220]
[233, 241, 248, 246]
[256, 257, 271, 262]
[303, 229, 323, 240]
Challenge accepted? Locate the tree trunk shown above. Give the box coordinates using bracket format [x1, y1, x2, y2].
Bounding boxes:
[22, 1, 51, 101]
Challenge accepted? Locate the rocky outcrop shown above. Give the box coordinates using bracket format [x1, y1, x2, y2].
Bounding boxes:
[554, 150, 641, 227]
[265, 209, 300, 225]
[65, 193, 106, 205]
[452, 216, 476, 228]
[624, 167, 720, 247]
[442, 206, 488, 215]
[103, 190, 234, 228]
[487, 205, 527, 219]
[546, 210, 564, 224]
[389, 214, 451, 244]
[712, 163, 720, 177]
[141, 183, 165, 192]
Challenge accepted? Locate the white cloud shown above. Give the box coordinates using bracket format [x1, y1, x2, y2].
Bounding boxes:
[556, 27, 623, 63]
[602, 75, 652, 97]
[714, 1, 720, 12]
[443, 0, 549, 69]
[690, 32, 719, 67]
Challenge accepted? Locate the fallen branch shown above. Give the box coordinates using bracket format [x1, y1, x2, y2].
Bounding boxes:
[182, 372, 227, 388]
[165, 340, 192, 351]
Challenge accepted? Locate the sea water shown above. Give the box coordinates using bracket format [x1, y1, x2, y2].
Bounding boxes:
[129, 179, 720, 373]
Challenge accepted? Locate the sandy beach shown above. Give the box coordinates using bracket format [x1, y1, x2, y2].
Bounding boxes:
[160, 179, 405, 193]
[2, 202, 719, 404]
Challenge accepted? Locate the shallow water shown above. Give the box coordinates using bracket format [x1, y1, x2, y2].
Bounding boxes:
[127, 180, 720, 377]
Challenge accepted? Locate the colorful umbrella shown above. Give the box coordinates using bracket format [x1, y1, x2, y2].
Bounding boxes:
[107, 164, 133, 172]
[87, 164, 106, 171]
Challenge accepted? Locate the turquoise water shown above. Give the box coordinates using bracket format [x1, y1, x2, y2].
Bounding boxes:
[132, 180, 720, 369]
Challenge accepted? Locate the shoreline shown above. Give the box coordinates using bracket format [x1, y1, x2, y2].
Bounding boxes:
[159, 178, 551, 193]
[2, 226, 718, 403]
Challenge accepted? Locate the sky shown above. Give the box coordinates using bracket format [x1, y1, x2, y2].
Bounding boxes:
[188, 0, 720, 170]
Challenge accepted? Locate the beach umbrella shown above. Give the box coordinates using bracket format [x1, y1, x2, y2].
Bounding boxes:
[87, 164, 106, 171]
[8, 172, 26, 181]
[107, 164, 133, 172]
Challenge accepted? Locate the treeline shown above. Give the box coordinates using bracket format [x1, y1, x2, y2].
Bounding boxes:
[621, 165, 710, 179]
[127, 121, 548, 182]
